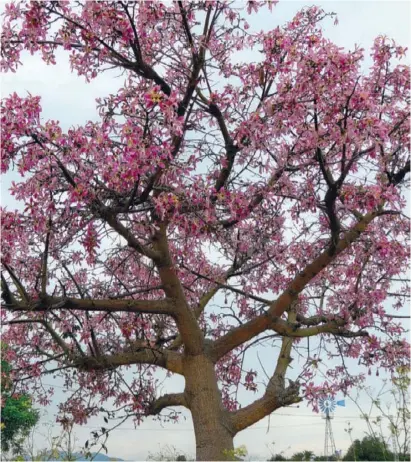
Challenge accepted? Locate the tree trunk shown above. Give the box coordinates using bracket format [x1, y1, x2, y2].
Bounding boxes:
[184, 354, 235, 461]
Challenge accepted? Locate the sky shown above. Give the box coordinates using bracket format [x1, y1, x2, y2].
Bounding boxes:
[1, 0, 410, 460]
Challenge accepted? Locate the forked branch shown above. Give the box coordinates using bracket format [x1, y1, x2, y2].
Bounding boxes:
[230, 309, 301, 433]
[210, 210, 378, 361]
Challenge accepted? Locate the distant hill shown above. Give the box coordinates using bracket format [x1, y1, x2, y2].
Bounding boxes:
[77, 453, 123, 461]
[78, 454, 123, 461]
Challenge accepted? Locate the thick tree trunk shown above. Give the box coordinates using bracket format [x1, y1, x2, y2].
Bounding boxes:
[184, 355, 235, 461]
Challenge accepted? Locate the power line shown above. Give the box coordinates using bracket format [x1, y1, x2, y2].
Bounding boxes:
[33, 414, 377, 436]
[80, 422, 327, 432]
[79, 418, 375, 432]
[38, 382, 382, 424]
[267, 413, 366, 419]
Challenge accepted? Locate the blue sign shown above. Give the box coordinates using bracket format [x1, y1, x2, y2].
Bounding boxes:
[336, 400, 346, 407]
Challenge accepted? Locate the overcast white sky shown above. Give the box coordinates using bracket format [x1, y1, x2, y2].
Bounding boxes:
[1, 0, 410, 460]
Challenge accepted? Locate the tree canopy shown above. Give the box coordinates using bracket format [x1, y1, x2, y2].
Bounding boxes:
[343, 436, 393, 461]
[1, 1, 409, 459]
[1, 347, 39, 455]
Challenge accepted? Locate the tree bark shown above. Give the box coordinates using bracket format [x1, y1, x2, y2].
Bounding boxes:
[184, 355, 235, 461]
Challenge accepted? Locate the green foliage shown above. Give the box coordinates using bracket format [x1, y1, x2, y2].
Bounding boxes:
[222, 445, 248, 461]
[268, 449, 342, 461]
[342, 436, 394, 461]
[268, 454, 288, 461]
[268, 451, 337, 461]
[1, 352, 39, 455]
[290, 450, 314, 461]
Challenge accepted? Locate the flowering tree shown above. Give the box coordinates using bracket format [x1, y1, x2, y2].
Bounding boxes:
[1, 1, 410, 460]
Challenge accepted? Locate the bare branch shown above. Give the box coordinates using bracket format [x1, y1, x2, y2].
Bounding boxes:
[148, 392, 187, 415]
[75, 346, 183, 375]
[388, 159, 410, 185]
[41, 319, 72, 357]
[6, 296, 176, 316]
[40, 218, 52, 296]
[384, 314, 410, 319]
[97, 205, 162, 261]
[230, 310, 301, 433]
[178, 1, 194, 49]
[2, 262, 30, 303]
[181, 264, 271, 305]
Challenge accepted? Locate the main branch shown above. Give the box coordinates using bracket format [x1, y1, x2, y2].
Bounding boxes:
[75, 347, 183, 375]
[210, 210, 378, 361]
[4, 295, 176, 316]
[148, 392, 187, 415]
